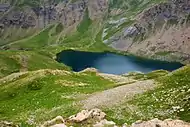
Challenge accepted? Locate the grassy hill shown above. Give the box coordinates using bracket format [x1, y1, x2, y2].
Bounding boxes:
[0, 50, 69, 78]
[105, 66, 190, 124]
[0, 66, 189, 126]
[0, 69, 115, 124]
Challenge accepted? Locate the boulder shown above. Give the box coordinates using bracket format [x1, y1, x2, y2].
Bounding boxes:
[68, 108, 106, 123]
[41, 116, 65, 127]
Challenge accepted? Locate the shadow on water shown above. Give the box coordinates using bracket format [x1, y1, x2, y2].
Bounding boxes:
[56, 50, 184, 75]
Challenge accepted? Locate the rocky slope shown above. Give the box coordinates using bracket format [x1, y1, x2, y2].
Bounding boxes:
[105, 0, 190, 64]
[0, 0, 108, 45]
[0, 0, 108, 28]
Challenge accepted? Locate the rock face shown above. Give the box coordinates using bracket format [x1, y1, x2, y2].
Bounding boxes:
[107, 0, 190, 64]
[0, 0, 108, 29]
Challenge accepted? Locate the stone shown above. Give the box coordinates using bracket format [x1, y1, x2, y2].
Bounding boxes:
[41, 116, 65, 127]
[90, 108, 106, 121]
[69, 110, 91, 122]
[68, 108, 106, 123]
[0, 121, 18, 127]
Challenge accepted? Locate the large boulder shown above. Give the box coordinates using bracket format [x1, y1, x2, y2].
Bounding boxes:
[68, 108, 106, 123]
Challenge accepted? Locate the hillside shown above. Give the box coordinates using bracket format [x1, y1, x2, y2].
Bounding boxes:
[105, 0, 190, 64]
[0, 0, 190, 127]
[0, 64, 189, 126]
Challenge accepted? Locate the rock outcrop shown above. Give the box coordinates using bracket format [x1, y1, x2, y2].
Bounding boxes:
[0, 0, 108, 29]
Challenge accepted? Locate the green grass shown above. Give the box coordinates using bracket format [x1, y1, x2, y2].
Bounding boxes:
[105, 66, 190, 125]
[124, 70, 169, 80]
[0, 70, 116, 125]
[77, 9, 92, 33]
[10, 25, 54, 49]
[0, 53, 20, 78]
[155, 51, 174, 56]
[0, 50, 69, 78]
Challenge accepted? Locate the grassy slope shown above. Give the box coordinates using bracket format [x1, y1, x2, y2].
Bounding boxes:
[0, 70, 115, 125]
[105, 66, 190, 125]
[0, 65, 189, 126]
[0, 50, 69, 78]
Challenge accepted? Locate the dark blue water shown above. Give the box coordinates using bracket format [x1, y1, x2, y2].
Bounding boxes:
[56, 50, 184, 74]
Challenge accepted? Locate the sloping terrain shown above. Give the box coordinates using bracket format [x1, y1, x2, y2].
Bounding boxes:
[0, 69, 116, 124]
[82, 80, 155, 109]
[0, 65, 189, 126]
[0, 50, 69, 78]
[105, 0, 190, 63]
[0, 0, 190, 126]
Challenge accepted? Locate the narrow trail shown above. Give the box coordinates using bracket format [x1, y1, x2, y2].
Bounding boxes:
[82, 80, 156, 109]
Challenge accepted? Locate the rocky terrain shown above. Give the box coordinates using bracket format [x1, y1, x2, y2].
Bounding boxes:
[0, 0, 107, 28]
[1, 109, 190, 127]
[105, 0, 190, 64]
[0, 0, 108, 46]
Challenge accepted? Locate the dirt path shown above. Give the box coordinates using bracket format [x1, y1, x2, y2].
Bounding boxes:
[82, 80, 156, 109]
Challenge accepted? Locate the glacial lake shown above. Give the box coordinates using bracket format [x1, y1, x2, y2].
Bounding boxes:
[56, 50, 184, 75]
